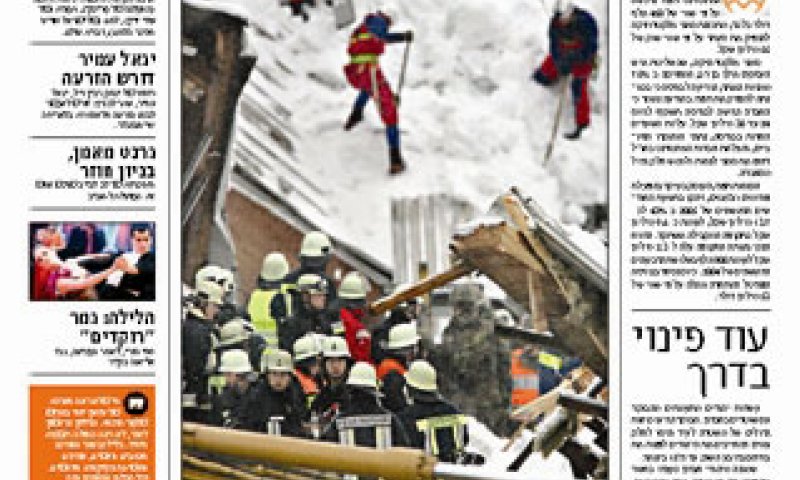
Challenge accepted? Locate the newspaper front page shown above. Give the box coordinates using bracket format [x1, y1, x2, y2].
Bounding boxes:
[3, 0, 798, 479]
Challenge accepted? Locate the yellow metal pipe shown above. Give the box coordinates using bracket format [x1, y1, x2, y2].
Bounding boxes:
[183, 454, 265, 480]
[246, 463, 332, 480]
[183, 423, 437, 480]
[185, 453, 325, 480]
[183, 466, 231, 480]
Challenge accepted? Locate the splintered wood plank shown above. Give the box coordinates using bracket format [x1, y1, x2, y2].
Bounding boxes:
[452, 224, 570, 318]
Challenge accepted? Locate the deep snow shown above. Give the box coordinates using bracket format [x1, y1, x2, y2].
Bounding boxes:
[187, 0, 608, 268]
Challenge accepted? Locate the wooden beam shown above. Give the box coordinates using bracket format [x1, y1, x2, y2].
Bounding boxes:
[500, 194, 570, 301]
[369, 261, 474, 316]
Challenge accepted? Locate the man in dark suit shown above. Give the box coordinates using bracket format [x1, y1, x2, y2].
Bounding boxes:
[100, 224, 156, 300]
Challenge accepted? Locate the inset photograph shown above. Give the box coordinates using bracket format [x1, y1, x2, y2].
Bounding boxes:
[30, 222, 156, 301]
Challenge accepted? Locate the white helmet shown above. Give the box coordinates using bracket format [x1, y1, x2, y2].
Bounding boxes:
[217, 319, 251, 347]
[260, 252, 290, 282]
[262, 349, 294, 373]
[338, 271, 368, 300]
[195, 265, 223, 289]
[293, 335, 322, 362]
[321, 336, 351, 358]
[347, 362, 378, 389]
[387, 323, 420, 350]
[405, 360, 438, 392]
[219, 349, 252, 374]
[216, 266, 236, 294]
[300, 231, 331, 258]
[297, 273, 328, 295]
[195, 278, 225, 306]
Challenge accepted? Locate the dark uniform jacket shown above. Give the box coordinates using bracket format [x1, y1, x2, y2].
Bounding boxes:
[209, 384, 252, 429]
[283, 259, 338, 303]
[322, 388, 410, 448]
[311, 381, 348, 420]
[182, 312, 217, 404]
[243, 377, 309, 437]
[548, 7, 598, 72]
[279, 304, 341, 353]
[380, 366, 408, 413]
[398, 395, 468, 463]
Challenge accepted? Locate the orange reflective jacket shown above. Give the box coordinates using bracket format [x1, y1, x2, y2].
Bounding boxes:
[510, 349, 540, 406]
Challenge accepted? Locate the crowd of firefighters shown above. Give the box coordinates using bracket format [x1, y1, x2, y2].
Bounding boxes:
[182, 230, 581, 464]
[183, 231, 474, 463]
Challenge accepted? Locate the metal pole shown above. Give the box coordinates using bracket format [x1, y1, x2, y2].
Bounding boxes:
[183, 423, 436, 480]
[543, 79, 569, 165]
[396, 39, 411, 103]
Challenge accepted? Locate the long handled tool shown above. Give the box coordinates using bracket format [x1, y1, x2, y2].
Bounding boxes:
[395, 38, 412, 104]
[543, 79, 569, 165]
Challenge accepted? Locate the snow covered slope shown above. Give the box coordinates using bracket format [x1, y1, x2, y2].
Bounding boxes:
[188, 0, 608, 267]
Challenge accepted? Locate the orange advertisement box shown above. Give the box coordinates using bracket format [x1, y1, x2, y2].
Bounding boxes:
[30, 385, 155, 480]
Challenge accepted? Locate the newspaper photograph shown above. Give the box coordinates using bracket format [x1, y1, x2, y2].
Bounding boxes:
[179, 0, 608, 478]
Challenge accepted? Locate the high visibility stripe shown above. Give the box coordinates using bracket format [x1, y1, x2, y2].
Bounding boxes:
[538, 351, 563, 371]
[280, 284, 293, 317]
[349, 31, 379, 64]
[350, 53, 379, 64]
[207, 374, 226, 396]
[415, 414, 467, 456]
[331, 321, 346, 335]
[512, 374, 539, 390]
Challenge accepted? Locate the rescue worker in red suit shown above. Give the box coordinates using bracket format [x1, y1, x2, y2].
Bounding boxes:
[343, 9, 413, 174]
[532, 1, 598, 140]
[331, 271, 373, 363]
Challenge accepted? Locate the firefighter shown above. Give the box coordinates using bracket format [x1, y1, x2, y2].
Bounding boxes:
[376, 322, 421, 412]
[371, 284, 419, 364]
[182, 273, 223, 423]
[311, 336, 353, 422]
[245, 349, 309, 437]
[293, 334, 323, 408]
[532, 0, 598, 140]
[196, 264, 245, 324]
[214, 318, 267, 383]
[283, 231, 337, 302]
[209, 349, 255, 429]
[247, 252, 294, 349]
[279, 273, 342, 352]
[510, 345, 541, 411]
[398, 360, 468, 463]
[343, 8, 414, 174]
[322, 362, 410, 447]
[330, 271, 373, 363]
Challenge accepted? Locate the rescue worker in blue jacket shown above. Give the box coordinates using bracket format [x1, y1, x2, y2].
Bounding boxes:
[532, 0, 598, 140]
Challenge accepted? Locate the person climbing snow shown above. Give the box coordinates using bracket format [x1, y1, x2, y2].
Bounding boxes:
[285, 0, 312, 22]
[343, 8, 413, 175]
[532, 0, 598, 140]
